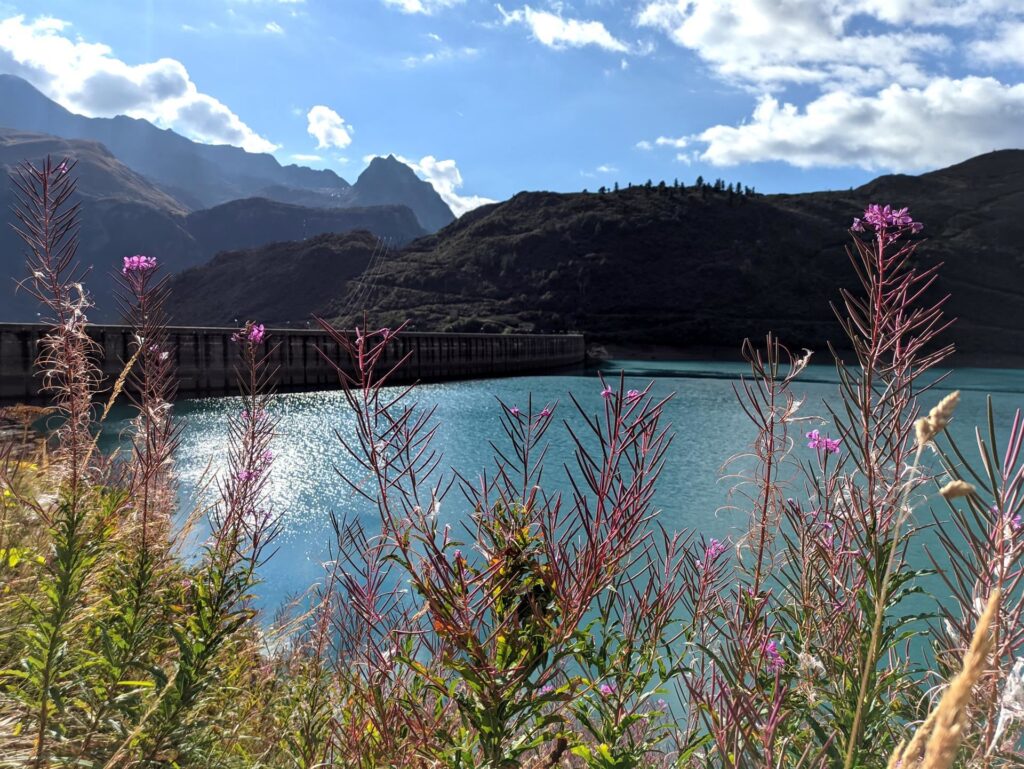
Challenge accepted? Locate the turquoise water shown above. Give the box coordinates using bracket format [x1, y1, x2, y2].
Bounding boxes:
[102, 361, 1024, 612]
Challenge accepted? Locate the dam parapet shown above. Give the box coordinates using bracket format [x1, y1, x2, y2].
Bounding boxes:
[0, 324, 586, 403]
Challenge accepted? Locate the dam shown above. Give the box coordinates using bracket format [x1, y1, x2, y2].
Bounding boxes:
[0, 323, 586, 403]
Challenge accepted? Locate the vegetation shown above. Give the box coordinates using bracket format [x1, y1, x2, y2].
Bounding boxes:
[1, 160, 1023, 769]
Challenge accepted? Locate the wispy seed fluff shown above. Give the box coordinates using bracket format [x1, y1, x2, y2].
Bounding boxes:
[916, 391, 961, 446]
[940, 480, 975, 500]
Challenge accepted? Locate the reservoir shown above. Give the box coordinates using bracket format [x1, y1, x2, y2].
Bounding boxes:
[100, 360, 1024, 612]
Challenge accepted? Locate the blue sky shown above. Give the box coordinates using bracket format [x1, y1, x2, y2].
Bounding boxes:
[1, 0, 1023, 214]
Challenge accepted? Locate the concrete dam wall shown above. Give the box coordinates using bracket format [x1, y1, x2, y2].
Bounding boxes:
[0, 324, 586, 403]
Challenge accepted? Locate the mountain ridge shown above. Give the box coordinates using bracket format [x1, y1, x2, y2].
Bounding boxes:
[166, 149, 1024, 364]
[0, 74, 455, 231]
[0, 129, 426, 321]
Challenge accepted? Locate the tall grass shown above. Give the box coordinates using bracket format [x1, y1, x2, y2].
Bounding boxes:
[0, 165, 1020, 768]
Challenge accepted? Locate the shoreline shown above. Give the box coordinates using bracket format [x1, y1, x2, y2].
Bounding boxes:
[594, 343, 1024, 371]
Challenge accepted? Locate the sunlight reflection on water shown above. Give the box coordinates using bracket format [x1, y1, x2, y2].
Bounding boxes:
[101, 363, 1024, 612]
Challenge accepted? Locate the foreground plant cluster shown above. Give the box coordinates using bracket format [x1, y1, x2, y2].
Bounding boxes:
[0, 160, 1022, 769]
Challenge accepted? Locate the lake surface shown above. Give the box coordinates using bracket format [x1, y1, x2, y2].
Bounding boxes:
[102, 360, 1024, 612]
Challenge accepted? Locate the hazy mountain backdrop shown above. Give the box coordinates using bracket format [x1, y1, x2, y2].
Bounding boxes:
[0, 75, 453, 320]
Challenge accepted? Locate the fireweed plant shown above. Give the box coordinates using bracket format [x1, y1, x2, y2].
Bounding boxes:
[0, 160, 282, 768]
[0, 161, 1021, 769]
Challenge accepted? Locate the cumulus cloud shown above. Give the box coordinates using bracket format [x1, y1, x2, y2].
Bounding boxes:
[974, 21, 1024, 66]
[0, 15, 278, 152]
[367, 153, 494, 216]
[382, 0, 463, 14]
[499, 5, 630, 53]
[695, 77, 1024, 171]
[636, 0, 953, 90]
[855, 0, 1021, 26]
[264, 21, 285, 34]
[290, 153, 322, 162]
[635, 0, 1024, 173]
[306, 105, 354, 149]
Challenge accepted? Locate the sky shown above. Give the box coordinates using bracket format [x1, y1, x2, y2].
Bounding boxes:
[1, 0, 1023, 215]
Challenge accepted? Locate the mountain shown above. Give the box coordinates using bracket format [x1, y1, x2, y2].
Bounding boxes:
[185, 198, 424, 255]
[165, 231, 382, 326]
[0, 75, 456, 232]
[0, 130, 188, 213]
[349, 155, 455, 233]
[167, 150, 1024, 365]
[0, 129, 426, 321]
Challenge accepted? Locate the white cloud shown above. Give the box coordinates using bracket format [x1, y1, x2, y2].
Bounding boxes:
[596, 164, 617, 173]
[636, 0, 954, 90]
[637, 135, 687, 151]
[635, 0, 1024, 172]
[499, 5, 630, 53]
[290, 153, 322, 162]
[0, 15, 278, 152]
[637, 1, 1024, 91]
[306, 105, 354, 149]
[694, 77, 1024, 171]
[655, 136, 687, 148]
[382, 0, 463, 14]
[855, 0, 1021, 26]
[974, 21, 1024, 66]
[264, 21, 285, 34]
[367, 153, 495, 216]
[403, 46, 479, 67]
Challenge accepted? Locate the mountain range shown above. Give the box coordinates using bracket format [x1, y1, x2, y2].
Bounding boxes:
[0, 75, 455, 231]
[0, 75, 454, 321]
[167, 150, 1024, 365]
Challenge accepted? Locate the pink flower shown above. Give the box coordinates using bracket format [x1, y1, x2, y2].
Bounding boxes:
[122, 255, 158, 274]
[539, 407, 551, 418]
[997, 505, 1024, 532]
[598, 682, 616, 697]
[626, 389, 642, 403]
[762, 639, 784, 673]
[600, 384, 614, 400]
[509, 405, 521, 416]
[704, 538, 727, 563]
[538, 684, 555, 696]
[806, 429, 841, 455]
[234, 322, 266, 344]
[261, 449, 274, 463]
[854, 203, 922, 238]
